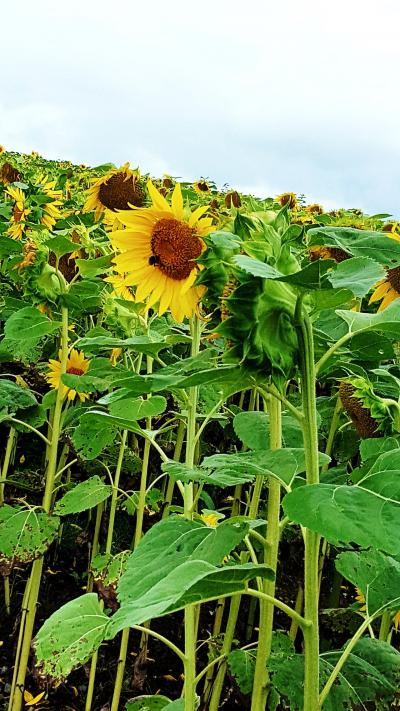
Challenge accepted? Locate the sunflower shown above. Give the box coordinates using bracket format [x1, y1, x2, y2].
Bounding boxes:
[369, 232, 400, 311]
[6, 186, 31, 240]
[193, 179, 210, 194]
[0, 162, 20, 185]
[0, 145, 5, 154]
[83, 163, 144, 220]
[355, 588, 400, 630]
[308, 245, 350, 263]
[31, 151, 40, 159]
[104, 273, 135, 301]
[108, 180, 214, 322]
[34, 174, 63, 230]
[14, 239, 38, 271]
[276, 192, 297, 209]
[46, 348, 91, 402]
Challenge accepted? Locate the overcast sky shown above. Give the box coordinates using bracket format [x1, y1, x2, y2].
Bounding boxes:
[1, 0, 399, 215]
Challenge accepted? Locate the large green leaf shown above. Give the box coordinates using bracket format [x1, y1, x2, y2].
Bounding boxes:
[282, 478, 400, 554]
[33, 593, 109, 678]
[4, 307, 61, 340]
[233, 411, 269, 450]
[308, 226, 400, 266]
[162, 461, 255, 488]
[54, 476, 113, 516]
[106, 516, 273, 636]
[0, 379, 37, 414]
[202, 449, 329, 490]
[71, 412, 117, 460]
[336, 549, 400, 616]
[125, 697, 177, 711]
[269, 637, 400, 710]
[328, 257, 385, 298]
[77, 332, 187, 357]
[109, 395, 167, 420]
[336, 299, 400, 338]
[0, 506, 59, 569]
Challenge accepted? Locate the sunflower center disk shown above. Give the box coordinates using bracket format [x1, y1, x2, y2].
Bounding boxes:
[150, 218, 203, 281]
[387, 266, 400, 293]
[67, 367, 85, 376]
[98, 173, 144, 211]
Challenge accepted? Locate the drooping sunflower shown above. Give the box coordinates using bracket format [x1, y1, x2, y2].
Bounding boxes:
[276, 192, 298, 209]
[46, 348, 91, 402]
[0, 162, 20, 185]
[34, 174, 63, 230]
[369, 232, 400, 311]
[6, 186, 31, 240]
[83, 163, 145, 220]
[14, 239, 38, 271]
[193, 179, 210, 195]
[308, 245, 350, 263]
[108, 180, 214, 322]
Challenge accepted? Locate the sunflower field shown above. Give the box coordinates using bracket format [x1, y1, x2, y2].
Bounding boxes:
[1, 145, 400, 711]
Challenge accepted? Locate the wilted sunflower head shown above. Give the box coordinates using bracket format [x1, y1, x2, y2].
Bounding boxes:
[46, 348, 91, 402]
[339, 377, 394, 439]
[0, 162, 21, 185]
[224, 191, 241, 209]
[369, 231, 400, 311]
[83, 163, 145, 220]
[306, 203, 324, 215]
[193, 179, 211, 195]
[14, 239, 38, 271]
[34, 174, 63, 230]
[308, 245, 350, 263]
[276, 192, 297, 209]
[107, 179, 214, 322]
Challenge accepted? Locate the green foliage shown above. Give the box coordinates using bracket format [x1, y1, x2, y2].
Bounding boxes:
[0, 506, 59, 569]
[54, 476, 113, 515]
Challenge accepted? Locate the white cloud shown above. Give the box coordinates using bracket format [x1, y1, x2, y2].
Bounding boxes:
[1, 0, 399, 214]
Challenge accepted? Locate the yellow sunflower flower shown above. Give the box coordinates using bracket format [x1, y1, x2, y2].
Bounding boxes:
[0, 145, 5, 154]
[30, 151, 40, 159]
[193, 179, 211, 194]
[108, 179, 214, 322]
[6, 186, 31, 240]
[104, 273, 135, 301]
[103, 208, 124, 232]
[83, 163, 144, 220]
[355, 587, 367, 611]
[46, 348, 91, 402]
[34, 174, 63, 230]
[369, 232, 400, 311]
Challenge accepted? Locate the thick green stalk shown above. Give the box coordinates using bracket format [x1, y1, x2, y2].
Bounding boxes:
[295, 303, 320, 711]
[111, 627, 130, 711]
[251, 395, 282, 711]
[183, 316, 201, 711]
[208, 594, 242, 711]
[163, 419, 186, 517]
[0, 425, 16, 504]
[9, 306, 69, 711]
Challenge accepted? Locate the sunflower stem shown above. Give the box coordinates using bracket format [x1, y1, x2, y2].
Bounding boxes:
[250, 394, 282, 711]
[9, 305, 69, 711]
[0, 425, 16, 505]
[295, 298, 321, 711]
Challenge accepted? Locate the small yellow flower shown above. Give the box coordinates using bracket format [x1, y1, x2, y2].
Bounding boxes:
[200, 511, 223, 527]
[23, 690, 45, 706]
[46, 348, 91, 402]
[30, 151, 40, 159]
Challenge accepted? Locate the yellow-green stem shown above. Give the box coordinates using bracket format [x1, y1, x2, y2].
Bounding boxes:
[0, 426, 16, 505]
[251, 395, 282, 711]
[9, 306, 69, 711]
[295, 302, 320, 711]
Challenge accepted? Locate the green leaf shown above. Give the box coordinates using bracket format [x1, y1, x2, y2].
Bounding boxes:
[202, 449, 330, 489]
[0, 235, 23, 258]
[44, 235, 78, 258]
[162, 461, 255, 488]
[233, 411, 269, 450]
[336, 299, 400, 338]
[76, 253, 113, 277]
[54, 476, 113, 516]
[4, 307, 61, 340]
[359, 437, 400, 461]
[125, 696, 174, 711]
[233, 255, 281, 280]
[77, 333, 171, 357]
[0, 379, 37, 414]
[34, 593, 109, 678]
[71, 413, 117, 460]
[336, 549, 400, 616]
[0, 506, 59, 569]
[91, 551, 130, 587]
[228, 649, 256, 695]
[308, 226, 400, 266]
[328, 257, 385, 298]
[109, 396, 167, 420]
[64, 280, 104, 313]
[282, 479, 400, 554]
[106, 516, 273, 636]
